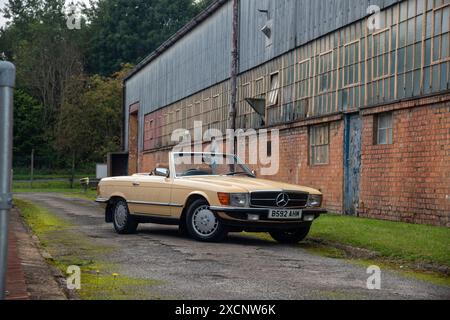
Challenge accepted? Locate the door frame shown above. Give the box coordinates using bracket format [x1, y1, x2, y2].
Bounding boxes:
[343, 113, 362, 216]
[128, 103, 140, 175]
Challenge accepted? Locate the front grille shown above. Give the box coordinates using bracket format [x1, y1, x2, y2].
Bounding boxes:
[250, 191, 309, 208]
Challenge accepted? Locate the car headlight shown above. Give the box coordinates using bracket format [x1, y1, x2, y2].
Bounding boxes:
[217, 193, 249, 207]
[230, 193, 250, 207]
[307, 194, 322, 207]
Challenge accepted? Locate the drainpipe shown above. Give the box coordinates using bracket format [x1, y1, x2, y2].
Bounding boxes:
[228, 0, 239, 136]
[0, 61, 15, 300]
[121, 83, 126, 152]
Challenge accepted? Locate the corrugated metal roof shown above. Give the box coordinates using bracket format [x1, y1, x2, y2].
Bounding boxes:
[124, 0, 228, 81]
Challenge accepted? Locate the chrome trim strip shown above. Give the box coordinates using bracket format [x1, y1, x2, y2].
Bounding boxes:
[209, 206, 269, 212]
[132, 212, 178, 219]
[127, 200, 183, 208]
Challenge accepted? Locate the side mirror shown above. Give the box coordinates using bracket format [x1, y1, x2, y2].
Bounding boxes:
[155, 168, 170, 178]
[251, 170, 257, 177]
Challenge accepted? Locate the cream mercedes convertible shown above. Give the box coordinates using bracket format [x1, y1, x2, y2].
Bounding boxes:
[96, 152, 326, 243]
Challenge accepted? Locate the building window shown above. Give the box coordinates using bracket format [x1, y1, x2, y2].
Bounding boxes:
[297, 59, 311, 99]
[255, 77, 265, 98]
[432, 4, 450, 63]
[309, 124, 330, 165]
[318, 51, 333, 93]
[343, 41, 360, 87]
[268, 72, 280, 106]
[372, 29, 390, 79]
[376, 112, 393, 145]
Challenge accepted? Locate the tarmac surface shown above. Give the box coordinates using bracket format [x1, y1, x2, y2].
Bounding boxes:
[15, 193, 450, 300]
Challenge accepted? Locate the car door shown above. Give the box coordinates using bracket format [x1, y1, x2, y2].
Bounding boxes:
[127, 175, 173, 217]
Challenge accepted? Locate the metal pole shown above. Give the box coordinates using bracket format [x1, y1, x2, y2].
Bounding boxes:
[0, 61, 16, 300]
[30, 149, 34, 189]
[228, 0, 239, 134]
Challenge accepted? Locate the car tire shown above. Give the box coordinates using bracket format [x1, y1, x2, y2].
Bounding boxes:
[112, 200, 138, 234]
[186, 199, 228, 242]
[178, 220, 189, 237]
[269, 226, 311, 244]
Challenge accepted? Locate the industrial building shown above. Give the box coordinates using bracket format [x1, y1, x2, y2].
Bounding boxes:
[122, 0, 450, 226]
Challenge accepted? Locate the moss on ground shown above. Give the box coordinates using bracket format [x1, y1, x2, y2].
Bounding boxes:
[15, 198, 164, 300]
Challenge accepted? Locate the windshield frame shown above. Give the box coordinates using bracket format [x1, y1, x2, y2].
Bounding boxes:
[171, 152, 254, 179]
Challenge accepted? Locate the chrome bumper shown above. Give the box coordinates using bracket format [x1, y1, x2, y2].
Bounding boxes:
[209, 206, 327, 224]
[95, 198, 109, 204]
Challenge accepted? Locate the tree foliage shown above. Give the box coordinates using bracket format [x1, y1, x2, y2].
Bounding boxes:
[86, 0, 212, 75]
[55, 64, 133, 165]
[0, 0, 215, 170]
[12, 90, 49, 166]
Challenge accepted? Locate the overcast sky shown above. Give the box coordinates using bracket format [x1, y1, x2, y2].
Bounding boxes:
[0, 0, 93, 28]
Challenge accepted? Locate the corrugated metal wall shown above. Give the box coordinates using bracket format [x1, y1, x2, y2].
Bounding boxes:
[239, 0, 401, 72]
[125, 2, 233, 150]
[125, 0, 403, 151]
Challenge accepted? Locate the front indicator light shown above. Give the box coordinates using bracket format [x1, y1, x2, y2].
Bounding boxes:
[217, 193, 230, 206]
[304, 215, 315, 222]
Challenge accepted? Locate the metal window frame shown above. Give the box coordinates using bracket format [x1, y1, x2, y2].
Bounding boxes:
[309, 123, 330, 166]
[371, 28, 392, 81]
[376, 112, 394, 145]
[267, 71, 280, 106]
[342, 39, 361, 88]
[296, 58, 312, 100]
[431, 3, 450, 65]
[318, 50, 334, 93]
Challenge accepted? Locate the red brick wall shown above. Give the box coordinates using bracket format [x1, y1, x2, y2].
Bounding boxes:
[141, 149, 170, 172]
[360, 99, 450, 227]
[133, 94, 450, 226]
[258, 121, 344, 213]
[139, 120, 344, 213]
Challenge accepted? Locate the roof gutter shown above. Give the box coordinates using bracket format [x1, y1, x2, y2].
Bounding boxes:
[124, 0, 229, 82]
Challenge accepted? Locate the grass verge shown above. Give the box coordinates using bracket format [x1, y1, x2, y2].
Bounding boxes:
[15, 198, 162, 300]
[14, 180, 97, 202]
[246, 214, 450, 287]
[310, 214, 450, 266]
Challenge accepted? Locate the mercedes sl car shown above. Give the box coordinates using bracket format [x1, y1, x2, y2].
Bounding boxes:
[96, 152, 327, 243]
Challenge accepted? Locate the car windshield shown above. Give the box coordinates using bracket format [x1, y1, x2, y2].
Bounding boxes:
[173, 153, 253, 178]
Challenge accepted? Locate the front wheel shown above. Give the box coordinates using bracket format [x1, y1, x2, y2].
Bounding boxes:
[186, 199, 228, 242]
[269, 226, 311, 244]
[112, 200, 138, 234]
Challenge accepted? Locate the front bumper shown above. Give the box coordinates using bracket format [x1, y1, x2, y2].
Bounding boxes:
[95, 198, 109, 204]
[209, 206, 327, 231]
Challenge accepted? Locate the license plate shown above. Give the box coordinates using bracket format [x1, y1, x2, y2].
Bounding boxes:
[268, 209, 302, 220]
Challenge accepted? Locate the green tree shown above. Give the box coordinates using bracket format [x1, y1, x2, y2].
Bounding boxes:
[86, 0, 213, 75]
[55, 64, 133, 167]
[12, 90, 49, 167]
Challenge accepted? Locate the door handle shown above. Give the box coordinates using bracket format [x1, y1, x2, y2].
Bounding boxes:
[132, 182, 140, 186]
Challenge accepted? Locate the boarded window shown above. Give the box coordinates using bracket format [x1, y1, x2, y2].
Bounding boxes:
[268, 73, 280, 105]
[376, 112, 393, 145]
[309, 124, 330, 165]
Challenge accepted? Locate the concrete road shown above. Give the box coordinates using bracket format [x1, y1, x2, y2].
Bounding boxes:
[16, 193, 450, 300]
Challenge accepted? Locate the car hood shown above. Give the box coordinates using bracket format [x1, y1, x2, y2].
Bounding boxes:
[182, 176, 322, 195]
